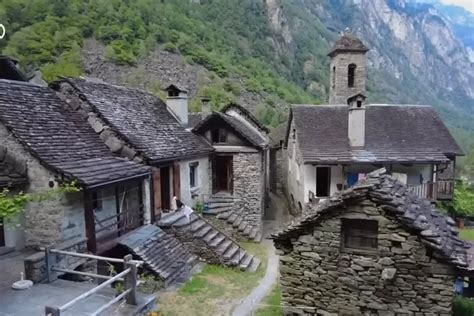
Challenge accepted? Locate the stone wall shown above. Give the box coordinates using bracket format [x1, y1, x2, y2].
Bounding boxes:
[279, 201, 456, 315]
[24, 238, 88, 283]
[329, 52, 367, 104]
[233, 152, 264, 230]
[0, 123, 86, 249]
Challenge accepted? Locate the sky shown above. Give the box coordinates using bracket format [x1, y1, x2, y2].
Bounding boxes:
[440, 0, 474, 13]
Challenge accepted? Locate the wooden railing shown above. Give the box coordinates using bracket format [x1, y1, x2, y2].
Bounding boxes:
[407, 180, 454, 201]
[44, 249, 143, 316]
[95, 208, 144, 244]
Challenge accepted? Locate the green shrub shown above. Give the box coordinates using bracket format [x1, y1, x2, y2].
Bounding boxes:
[453, 297, 474, 316]
[163, 42, 178, 53]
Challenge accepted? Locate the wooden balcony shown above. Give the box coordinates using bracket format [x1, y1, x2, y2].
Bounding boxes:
[407, 180, 454, 201]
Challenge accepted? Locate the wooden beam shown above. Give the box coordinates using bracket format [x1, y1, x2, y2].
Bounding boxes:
[83, 190, 97, 253]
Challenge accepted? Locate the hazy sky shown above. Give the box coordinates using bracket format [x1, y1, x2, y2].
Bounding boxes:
[440, 0, 474, 13]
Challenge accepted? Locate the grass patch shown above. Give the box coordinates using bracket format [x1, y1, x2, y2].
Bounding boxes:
[254, 284, 282, 316]
[453, 296, 474, 316]
[157, 242, 268, 316]
[459, 229, 474, 241]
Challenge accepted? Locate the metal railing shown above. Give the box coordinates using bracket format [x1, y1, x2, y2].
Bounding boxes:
[44, 248, 143, 316]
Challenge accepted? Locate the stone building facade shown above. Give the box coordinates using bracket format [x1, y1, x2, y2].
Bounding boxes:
[273, 175, 468, 315]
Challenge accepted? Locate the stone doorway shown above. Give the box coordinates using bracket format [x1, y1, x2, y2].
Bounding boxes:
[213, 155, 233, 194]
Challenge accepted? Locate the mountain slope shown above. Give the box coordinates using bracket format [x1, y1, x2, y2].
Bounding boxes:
[0, 0, 473, 149]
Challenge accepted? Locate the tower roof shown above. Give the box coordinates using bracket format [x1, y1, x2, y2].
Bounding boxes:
[328, 33, 369, 57]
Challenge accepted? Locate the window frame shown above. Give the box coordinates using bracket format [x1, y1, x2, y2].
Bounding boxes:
[341, 218, 378, 254]
[189, 162, 199, 189]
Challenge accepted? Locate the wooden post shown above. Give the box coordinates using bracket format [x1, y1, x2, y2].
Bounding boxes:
[84, 190, 97, 253]
[45, 306, 60, 316]
[45, 246, 57, 283]
[123, 254, 137, 305]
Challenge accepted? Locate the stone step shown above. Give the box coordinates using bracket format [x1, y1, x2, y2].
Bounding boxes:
[204, 206, 233, 215]
[172, 215, 198, 228]
[249, 227, 258, 239]
[208, 234, 226, 248]
[242, 225, 252, 236]
[238, 221, 248, 232]
[189, 220, 206, 233]
[232, 217, 243, 228]
[247, 257, 261, 273]
[227, 213, 238, 224]
[207, 202, 234, 209]
[253, 232, 262, 242]
[216, 239, 233, 254]
[229, 249, 246, 266]
[223, 244, 240, 261]
[157, 211, 186, 227]
[194, 225, 212, 238]
[239, 253, 254, 270]
[203, 229, 219, 243]
[216, 211, 233, 220]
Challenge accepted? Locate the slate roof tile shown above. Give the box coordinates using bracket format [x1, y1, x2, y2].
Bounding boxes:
[0, 79, 150, 187]
[290, 104, 462, 164]
[63, 78, 214, 163]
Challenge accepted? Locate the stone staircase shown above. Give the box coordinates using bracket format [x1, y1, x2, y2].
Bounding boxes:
[203, 194, 262, 242]
[157, 210, 260, 272]
[118, 225, 197, 286]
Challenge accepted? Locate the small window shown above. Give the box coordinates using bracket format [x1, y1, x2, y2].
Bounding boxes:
[211, 129, 227, 143]
[189, 162, 199, 188]
[316, 167, 331, 197]
[92, 191, 103, 211]
[332, 66, 336, 89]
[168, 89, 179, 97]
[348, 64, 356, 88]
[341, 219, 378, 251]
[357, 100, 362, 108]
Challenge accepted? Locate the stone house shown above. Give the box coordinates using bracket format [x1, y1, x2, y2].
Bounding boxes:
[273, 174, 469, 315]
[0, 78, 152, 254]
[192, 103, 270, 240]
[285, 33, 462, 213]
[53, 78, 215, 219]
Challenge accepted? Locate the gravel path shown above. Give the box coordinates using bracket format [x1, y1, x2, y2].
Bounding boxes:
[232, 238, 279, 316]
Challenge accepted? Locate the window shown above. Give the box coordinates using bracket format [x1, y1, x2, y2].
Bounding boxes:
[189, 162, 199, 188]
[348, 64, 356, 88]
[332, 66, 336, 89]
[316, 167, 331, 197]
[357, 100, 362, 108]
[211, 129, 227, 143]
[341, 219, 378, 251]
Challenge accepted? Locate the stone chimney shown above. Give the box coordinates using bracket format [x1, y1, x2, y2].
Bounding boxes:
[165, 84, 188, 126]
[201, 97, 211, 119]
[347, 93, 366, 148]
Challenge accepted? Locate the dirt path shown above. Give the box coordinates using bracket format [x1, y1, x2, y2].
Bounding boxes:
[231, 239, 279, 316]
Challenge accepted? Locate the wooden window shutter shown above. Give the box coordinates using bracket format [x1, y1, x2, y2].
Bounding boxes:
[173, 163, 181, 199]
[153, 169, 162, 214]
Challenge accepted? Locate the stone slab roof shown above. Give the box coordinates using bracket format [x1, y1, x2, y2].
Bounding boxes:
[193, 112, 268, 149]
[288, 104, 462, 164]
[221, 103, 270, 134]
[187, 113, 205, 129]
[0, 79, 151, 187]
[273, 175, 469, 269]
[0, 146, 28, 188]
[63, 78, 214, 163]
[328, 33, 369, 57]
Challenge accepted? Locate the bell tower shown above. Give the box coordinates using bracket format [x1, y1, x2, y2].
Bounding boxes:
[328, 31, 369, 104]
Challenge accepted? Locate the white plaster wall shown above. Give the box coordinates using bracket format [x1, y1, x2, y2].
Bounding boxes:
[348, 108, 365, 147]
[286, 118, 305, 210]
[179, 156, 210, 207]
[166, 96, 188, 125]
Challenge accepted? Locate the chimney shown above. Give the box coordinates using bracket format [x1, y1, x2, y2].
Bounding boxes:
[201, 97, 211, 119]
[347, 93, 366, 148]
[165, 84, 188, 126]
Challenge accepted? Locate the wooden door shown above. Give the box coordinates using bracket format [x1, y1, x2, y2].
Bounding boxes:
[153, 170, 162, 216]
[160, 167, 171, 210]
[173, 164, 181, 200]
